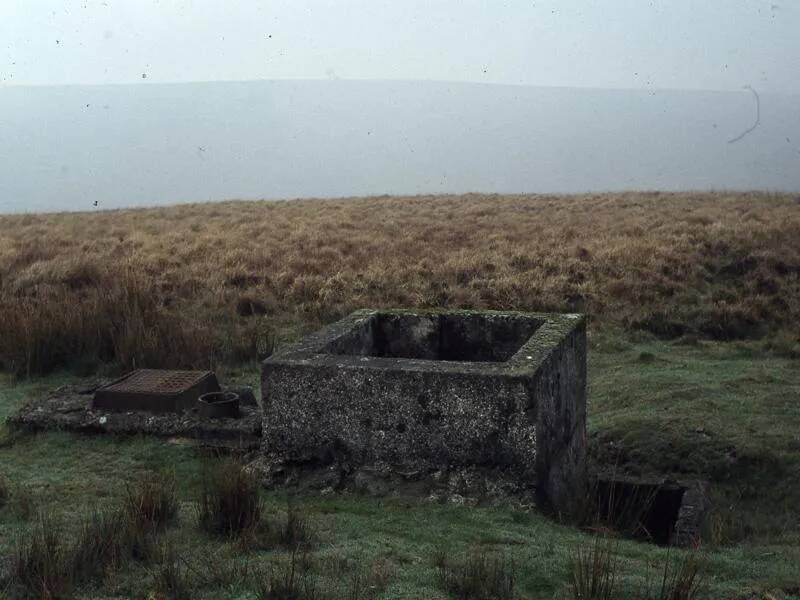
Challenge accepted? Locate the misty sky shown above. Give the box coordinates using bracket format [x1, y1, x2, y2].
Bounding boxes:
[2, 0, 798, 92]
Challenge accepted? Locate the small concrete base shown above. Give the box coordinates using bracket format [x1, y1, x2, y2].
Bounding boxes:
[7, 381, 261, 451]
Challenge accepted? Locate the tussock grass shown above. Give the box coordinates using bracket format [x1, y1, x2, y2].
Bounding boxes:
[433, 546, 517, 599]
[194, 548, 253, 589]
[567, 533, 618, 600]
[12, 513, 72, 599]
[239, 500, 316, 552]
[275, 501, 316, 550]
[1, 192, 799, 375]
[124, 472, 179, 531]
[644, 550, 705, 600]
[198, 460, 262, 537]
[345, 558, 392, 600]
[8, 476, 179, 597]
[11, 484, 36, 522]
[254, 548, 324, 600]
[11, 508, 160, 597]
[0, 474, 8, 509]
[149, 541, 193, 600]
[565, 539, 706, 600]
[69, 506, 157, 584]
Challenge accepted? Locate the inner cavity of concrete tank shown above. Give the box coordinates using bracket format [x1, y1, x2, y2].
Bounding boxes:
[322, 312, 543, 362]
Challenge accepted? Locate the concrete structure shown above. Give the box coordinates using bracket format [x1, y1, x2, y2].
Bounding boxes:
[261, 309, 587, 515]
[10, 380, 261, 451]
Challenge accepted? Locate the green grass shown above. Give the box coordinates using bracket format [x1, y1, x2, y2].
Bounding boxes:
[1, 334, 799, 598]
[589, 332, 800, 545]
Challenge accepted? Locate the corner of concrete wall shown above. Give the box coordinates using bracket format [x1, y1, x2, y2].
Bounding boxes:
[673, 480, 711, 547]
[533, 320, 588, 518]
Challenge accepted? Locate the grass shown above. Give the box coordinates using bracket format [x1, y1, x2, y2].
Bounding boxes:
[197, 462, 316, 553]
[0, 193, 798, 597]
[1, 192, 799, 376]
[273, 502, 316, 551]
[198, 460, 263, 538]
[69, 508, 149, 584]
[150, 541, 194, 600]
[566, 536, 706, 600]
[7, 476, 177, 597]
[11, 513, 72, 599]
[647, 550, 705, 600]
[124, 472, 179, 531]
[254, 548, 324, 600]
[0, 474, 8, 509]
[567, 533, 617, 600]
[588, 334, 800, 544]
[0, 333, 798, 598]
[434, 546, 516, 599]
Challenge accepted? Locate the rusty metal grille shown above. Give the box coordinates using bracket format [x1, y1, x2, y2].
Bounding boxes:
[92, 369, 221, 413]
[103, 369, 210, 396]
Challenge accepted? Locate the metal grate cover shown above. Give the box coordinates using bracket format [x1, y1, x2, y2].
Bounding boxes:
[92, 369, 220, 414]
[103, 370, 210, 395]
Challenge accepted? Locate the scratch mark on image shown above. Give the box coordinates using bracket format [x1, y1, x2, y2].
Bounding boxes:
[728, 85, 760, 144]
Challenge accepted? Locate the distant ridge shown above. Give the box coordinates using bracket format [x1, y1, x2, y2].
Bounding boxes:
[2, 80, 798, 213]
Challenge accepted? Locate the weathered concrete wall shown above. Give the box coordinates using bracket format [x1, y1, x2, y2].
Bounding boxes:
[673, 480, 710, 547]
[531, 323, 588, 517]
[263, 363, 535, 471]
[261, 309, 587, 515]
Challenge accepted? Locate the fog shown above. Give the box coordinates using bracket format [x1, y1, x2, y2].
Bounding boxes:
[1, 80, 798, 214]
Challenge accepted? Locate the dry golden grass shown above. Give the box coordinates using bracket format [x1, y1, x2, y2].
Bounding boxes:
[1, 192, 798, 375]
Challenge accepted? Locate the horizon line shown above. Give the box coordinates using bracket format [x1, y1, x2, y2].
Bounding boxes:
[2, 77, 797, 97]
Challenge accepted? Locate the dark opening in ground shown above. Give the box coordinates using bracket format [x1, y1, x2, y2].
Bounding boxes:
[322, 313, 543, 362]
[592, 477, 687, 545]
